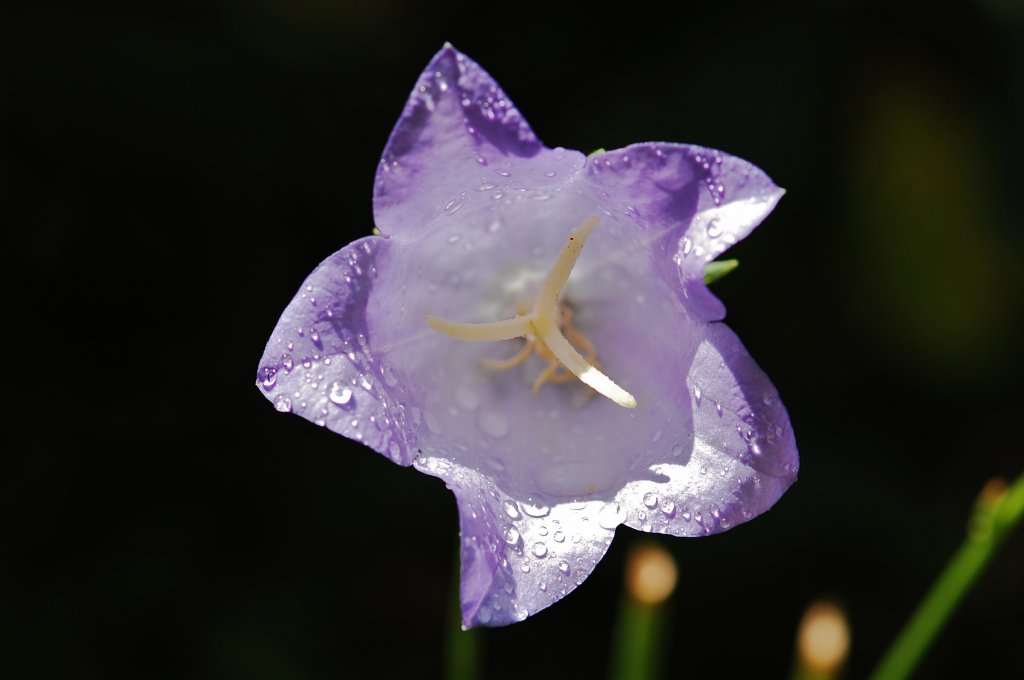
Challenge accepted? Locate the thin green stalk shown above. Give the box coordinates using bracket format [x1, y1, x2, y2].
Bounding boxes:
[444, 548, 481, 680]
[609, 542, 677, 680]
[609, 595, 667, 680]
[868, 473, 1024, 680]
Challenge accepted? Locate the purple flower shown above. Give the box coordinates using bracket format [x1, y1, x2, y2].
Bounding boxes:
[256, 44, 798, 627]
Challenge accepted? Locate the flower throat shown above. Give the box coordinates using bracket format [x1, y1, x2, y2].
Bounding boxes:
[426, 217, 637, 409]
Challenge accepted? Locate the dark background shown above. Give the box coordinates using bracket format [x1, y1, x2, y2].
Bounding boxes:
[4, 1, 1023, 678]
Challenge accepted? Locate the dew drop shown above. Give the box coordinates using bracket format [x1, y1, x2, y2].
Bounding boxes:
[553, 531, 565, 543]
[643, 492, 659, 509]
[258, 366, 278, 390]
[532, 542, 547, 558]
[660, 500, 676, 516]
[521, 501, 550, 518]
[329, 383, 354, 407]
[557, 560, 569, 574]
[502, 526, 520, 545]
[503, 500, 521, 520]
[274, 396, 292, 413]
[598, 502, 626, 529]
[671, 443, 685, 457]
[382, 363, 398, 387]
[455, 385, 479, 411]
[424, 411, 442, 435]
[692, 384, 702, 406]
[478, 411, 509, 438]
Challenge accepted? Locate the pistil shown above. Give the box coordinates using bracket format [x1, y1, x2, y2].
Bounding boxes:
[426, 217, 637, 409]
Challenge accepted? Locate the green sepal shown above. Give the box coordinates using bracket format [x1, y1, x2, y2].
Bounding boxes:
[703, 259, 739, 285]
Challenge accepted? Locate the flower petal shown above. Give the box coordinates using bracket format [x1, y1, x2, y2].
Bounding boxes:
[616, 322, 798, 537]
[255, 236, 414, 465]
[414, 455, 618, 628]
[373, 44, 583, 237]
[585, 143, 784, 321]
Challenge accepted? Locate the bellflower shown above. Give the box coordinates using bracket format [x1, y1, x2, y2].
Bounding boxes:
[256, 44, 798, 627]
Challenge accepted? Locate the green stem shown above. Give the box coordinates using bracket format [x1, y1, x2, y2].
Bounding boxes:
[868, 473, 1024, 680]
[609, 596, 667, 680]
[444, 548, 481, 680]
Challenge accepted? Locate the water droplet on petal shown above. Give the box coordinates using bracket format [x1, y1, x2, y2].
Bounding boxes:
[532, 542, 547, 558]
[258, 366, 278, 390]
[643, 492, 659, 509]
[388, 441, 402, 462]
[503, 526, 520, 545]
[329, 383, 354, 408]
[558, 560, 569, 574]
[598, 502, 626, 529]
[478, 411, 509, 438]
[553, 531, 565, 543]
[660, 500, 676, 516]
[522, 501, 550, 518]
[503, 500, 521, 520]
[455, 385, 479, 411]
[274, 396, 292, 413]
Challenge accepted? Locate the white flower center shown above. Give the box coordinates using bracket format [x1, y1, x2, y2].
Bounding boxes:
[426, 217, 637, 409]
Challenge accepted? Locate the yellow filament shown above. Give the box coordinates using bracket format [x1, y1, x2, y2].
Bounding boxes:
[426, 217, 637, 409]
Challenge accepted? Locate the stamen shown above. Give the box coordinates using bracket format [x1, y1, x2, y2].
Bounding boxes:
[480, 339, 535, 370]
[425, 315, 531, 342]
[426, 217, 637, 409]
